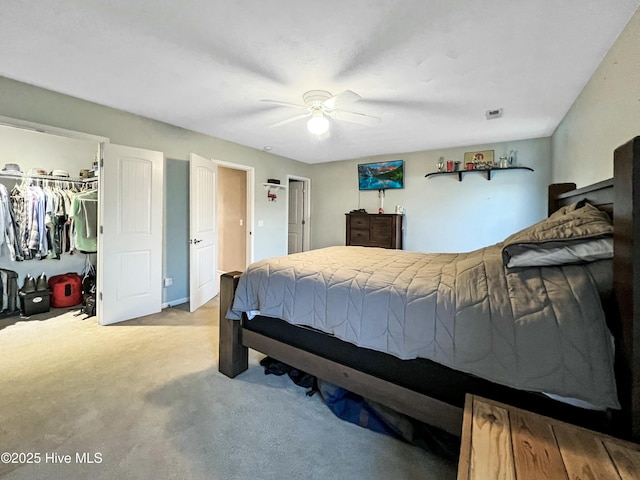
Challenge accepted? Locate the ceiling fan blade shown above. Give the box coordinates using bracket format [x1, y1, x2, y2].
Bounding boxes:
[329, 109, 381, 126]
[270, 113, 311, 128]
[260, 99, 309, 111]
[323, 90, 361, 110]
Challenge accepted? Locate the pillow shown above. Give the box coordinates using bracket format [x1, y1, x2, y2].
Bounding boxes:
[502, 202, 613, 267]
[505, 237, 612, 267]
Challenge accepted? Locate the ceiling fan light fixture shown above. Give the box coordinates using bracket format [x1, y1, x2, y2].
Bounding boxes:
[307, 112, 329, 135]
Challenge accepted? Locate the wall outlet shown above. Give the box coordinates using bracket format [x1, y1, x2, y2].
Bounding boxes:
[164, 277, 173, 287]
[258, 220, 264, 227]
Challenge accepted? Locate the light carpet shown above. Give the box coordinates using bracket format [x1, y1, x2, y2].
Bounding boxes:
[0, 298, 457, 479]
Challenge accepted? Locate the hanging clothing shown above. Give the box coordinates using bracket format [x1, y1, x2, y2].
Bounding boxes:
[0, 184, 20, 261]
[27, 185, 48, 258]
[69, 189, 98, 254]
[3, 179, 96, 260]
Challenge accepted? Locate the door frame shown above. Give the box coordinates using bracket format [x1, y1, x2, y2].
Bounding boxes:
[286, 175, 311, 253]
[213, 159, 255, 269]
[0, 115, 109, 145]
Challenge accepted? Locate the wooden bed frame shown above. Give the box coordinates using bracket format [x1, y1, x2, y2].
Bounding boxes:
[219, 136, 640, 442]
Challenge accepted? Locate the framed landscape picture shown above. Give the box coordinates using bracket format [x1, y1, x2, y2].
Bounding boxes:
[358, 160, 404, 190]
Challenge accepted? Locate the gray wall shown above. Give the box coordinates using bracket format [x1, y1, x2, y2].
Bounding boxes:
[0, 76, 312, 305]
[164, 158, 189, 304]
[311, 137, 552, 253]
[552, 8, 640, 186]
[310, 8, 640, 254]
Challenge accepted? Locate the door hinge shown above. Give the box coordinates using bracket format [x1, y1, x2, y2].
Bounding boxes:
[100, 225, 103, 234]
[100, 157, 104, 167]
[99, 292, 103, 301]
[302, 220, 306, 225]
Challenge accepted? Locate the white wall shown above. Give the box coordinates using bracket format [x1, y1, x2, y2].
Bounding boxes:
[0, 125, 98, 174]
[311, 137, 552, 253]
[552, 8, 640, 186]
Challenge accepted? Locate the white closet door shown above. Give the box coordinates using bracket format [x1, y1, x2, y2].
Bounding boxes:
[99, 144, 164, 325]
[189, 153, 218, 312]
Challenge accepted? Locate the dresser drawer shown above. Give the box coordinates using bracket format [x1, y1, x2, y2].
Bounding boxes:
[370, 217, 392, 242]
[350, 215, 369, 229]
[349, 229, 369, 244]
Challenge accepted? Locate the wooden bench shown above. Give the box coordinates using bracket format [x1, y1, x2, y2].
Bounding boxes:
[457, 394, 640, 480]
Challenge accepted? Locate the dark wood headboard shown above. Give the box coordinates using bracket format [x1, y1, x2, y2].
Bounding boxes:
[548, 136, 640, 441]
[548, 179, 613, 216]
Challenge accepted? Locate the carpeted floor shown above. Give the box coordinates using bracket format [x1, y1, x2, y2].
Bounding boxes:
[0, 298, 458, 479]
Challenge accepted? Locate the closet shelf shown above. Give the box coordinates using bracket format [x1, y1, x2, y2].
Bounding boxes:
[0, 172, 98, 183]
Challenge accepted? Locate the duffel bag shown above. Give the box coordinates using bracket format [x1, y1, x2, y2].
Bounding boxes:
[48, 273, 83, 308]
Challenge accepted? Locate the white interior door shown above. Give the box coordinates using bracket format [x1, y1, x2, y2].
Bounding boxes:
[99, 143, 164, 325]
[189, 153, 218, 312]
[288, 180, 304, 254]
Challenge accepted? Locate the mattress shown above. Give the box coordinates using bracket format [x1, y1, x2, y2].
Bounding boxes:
[230, 243, 619, 410]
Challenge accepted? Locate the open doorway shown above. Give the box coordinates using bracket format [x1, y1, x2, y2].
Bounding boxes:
[287, 175, 311, 254]
[216, 161, 254, 274]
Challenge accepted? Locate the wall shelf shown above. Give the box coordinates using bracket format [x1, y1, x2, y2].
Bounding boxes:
[425, 166, 534, 182]
[262, 182, 286, 202]
[262, 182, 287, 191]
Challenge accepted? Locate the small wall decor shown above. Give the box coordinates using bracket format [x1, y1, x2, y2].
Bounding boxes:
[463, 150, 494, 168]
[262, 181, 286, 202]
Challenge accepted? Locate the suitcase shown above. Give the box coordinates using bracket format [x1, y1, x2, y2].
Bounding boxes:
[48, 273, 83, 308]
[0, 268, 20, 316]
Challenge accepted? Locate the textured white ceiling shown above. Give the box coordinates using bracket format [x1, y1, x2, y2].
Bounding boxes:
[1, 1, 638, 163]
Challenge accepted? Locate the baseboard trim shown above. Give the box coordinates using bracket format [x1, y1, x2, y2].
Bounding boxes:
[162, 297, 188, 309]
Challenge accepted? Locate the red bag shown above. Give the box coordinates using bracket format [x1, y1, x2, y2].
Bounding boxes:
[48, 273, 83, 308]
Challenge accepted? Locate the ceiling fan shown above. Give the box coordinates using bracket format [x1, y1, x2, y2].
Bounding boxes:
[261, 90, 381, 135]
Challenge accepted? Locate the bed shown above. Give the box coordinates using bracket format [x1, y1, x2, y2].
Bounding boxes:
[219, 136, 640, 442]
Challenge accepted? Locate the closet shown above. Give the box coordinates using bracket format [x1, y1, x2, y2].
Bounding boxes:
[0, 120, 164, 325]
[0, 125, 99, 319]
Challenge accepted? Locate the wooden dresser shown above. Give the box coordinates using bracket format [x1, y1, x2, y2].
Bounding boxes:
[345, 213, 403, 249]
[458, 394, 640, 480]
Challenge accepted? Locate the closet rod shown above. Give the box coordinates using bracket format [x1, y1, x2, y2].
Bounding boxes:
[0, 172, 98, 183]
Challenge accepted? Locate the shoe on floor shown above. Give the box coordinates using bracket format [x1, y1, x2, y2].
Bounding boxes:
[36, 272, 48, 291]
[21, 275, 36, 293]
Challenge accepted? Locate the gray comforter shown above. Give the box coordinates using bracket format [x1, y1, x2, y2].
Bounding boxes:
[229, 206, 619, 410]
